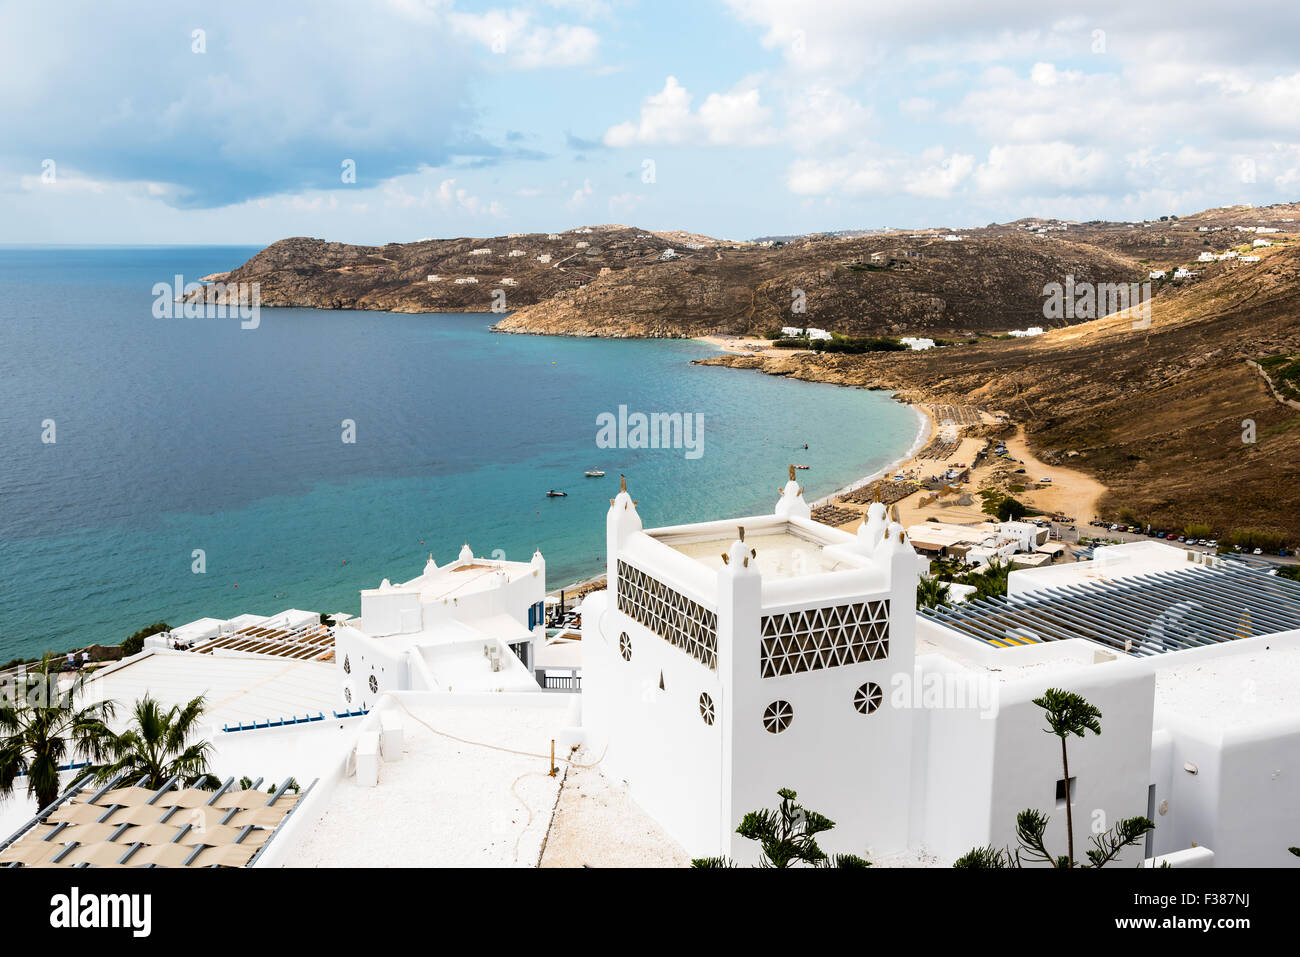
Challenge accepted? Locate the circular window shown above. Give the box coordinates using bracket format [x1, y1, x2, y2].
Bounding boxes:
[763, 700, 793, 734]
[343, 654, 351, 674]
[368, 674, 379, 694]
[699, 692, 715, 726]
[619, 631, 632, 661]
[854, 681, 883, 715]
[344, 685, 352, 704]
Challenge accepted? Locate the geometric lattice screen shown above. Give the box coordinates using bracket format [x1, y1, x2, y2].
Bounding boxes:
[759, 600, 890, 678]
[616, 559, 719, 670]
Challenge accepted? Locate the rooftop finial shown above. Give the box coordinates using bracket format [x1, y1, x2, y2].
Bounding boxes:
[620, 474, 627, 493]
[738, 525, 745, 542]
[873, 484, 882, 504]
[788, 464, 796, 482]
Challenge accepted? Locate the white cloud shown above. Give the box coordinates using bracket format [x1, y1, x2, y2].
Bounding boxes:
[447, 8, 599, 68]
[904, 149, 975, 198]
[432, 177, 504, 215]
[569, 177, 594, 206]
[604, 76, 777, 147]
[974, 142, 1112, 194]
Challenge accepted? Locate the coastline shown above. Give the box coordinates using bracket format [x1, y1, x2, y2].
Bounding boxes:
[547, 342, 935, 598]
[811, 401, 934, 509]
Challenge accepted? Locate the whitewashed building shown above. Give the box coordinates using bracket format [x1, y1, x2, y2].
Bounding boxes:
[334, 545, 548, 711]
[581, 474, 924, 861]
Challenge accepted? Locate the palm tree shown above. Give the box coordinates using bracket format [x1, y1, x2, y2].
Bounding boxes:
[916, 575, 952, 609]
[960, 557, 1012, 601]
[0, 654, 115, 810]
[94, 694, 212, 788]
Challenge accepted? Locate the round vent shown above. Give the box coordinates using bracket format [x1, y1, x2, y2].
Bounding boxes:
[763, 700, 793, 734]
[854, 682, 883, 715]
[619, 631, 632, 661]
[699, 692, 715, 726]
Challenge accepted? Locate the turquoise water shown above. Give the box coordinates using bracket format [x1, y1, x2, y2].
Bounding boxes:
[0, 247, 919, 660]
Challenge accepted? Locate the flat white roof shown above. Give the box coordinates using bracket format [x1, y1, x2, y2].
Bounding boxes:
[366, 559, 537, 603]
[285, 695, 569, 867]
[1152, 633, 1300, 728]
[81, 651, 337, 729]
[658, 527, 863, 580]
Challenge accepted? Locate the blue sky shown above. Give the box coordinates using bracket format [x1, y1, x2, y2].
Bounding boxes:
[4, 0, 1300, 244]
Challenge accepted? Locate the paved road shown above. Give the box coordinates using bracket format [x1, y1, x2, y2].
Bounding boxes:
[1060, 523, 1298, 567]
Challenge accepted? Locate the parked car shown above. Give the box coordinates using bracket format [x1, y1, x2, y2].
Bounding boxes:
[1254, 548, 1263, 555]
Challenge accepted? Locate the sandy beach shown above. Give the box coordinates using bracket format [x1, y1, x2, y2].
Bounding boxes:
[823, 406, 1106, 534]
[548, 387, 1109, 598]
[694, 333, 784, 357]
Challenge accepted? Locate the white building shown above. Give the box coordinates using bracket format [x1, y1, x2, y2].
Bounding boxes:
[581, 473, 924, 861]
[334, 544, 548, 711]
[537, 254, 552, 263]
[469, 248, 492, 256]
[1254, 239, 1274, 247]
[454, 277, 479, 284]
[1241, 255, 1262, 263]
[581, 482, 1300, 867]
[900, 337, 936, 350]
[1008, 326, 1044, 338]
[919, 542, 1300, 867]
[1174, 268, 1197, 279]
[426, 274, 442, 282]
[509, 249, 526, 257]
[1197, 252, 1216, 263]
[1149, 269, 1168, 279]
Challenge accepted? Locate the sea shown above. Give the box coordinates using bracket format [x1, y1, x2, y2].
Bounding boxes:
[0, 246, 921, 661]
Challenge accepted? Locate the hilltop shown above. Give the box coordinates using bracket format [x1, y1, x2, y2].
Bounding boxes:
[700, 235, 1300, 538]
[197, 201, 1300, 537]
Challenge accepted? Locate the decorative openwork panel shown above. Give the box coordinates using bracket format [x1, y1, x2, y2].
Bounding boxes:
[616, 560, 718, 670]
[759, 600, 890, 678]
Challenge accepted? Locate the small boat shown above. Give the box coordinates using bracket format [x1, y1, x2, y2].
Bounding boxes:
[547, 490, 568, 497]
[584, 470, 606, 477]
[793, 464, 810, 470]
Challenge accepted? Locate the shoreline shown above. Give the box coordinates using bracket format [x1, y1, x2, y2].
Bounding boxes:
[811, 401, 934, 509]
[547, 344, 936, 598]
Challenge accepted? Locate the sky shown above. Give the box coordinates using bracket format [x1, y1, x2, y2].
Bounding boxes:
[3, 0, 1300, 245]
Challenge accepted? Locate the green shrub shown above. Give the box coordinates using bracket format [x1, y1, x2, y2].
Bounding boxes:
[121, 621, 170, 657]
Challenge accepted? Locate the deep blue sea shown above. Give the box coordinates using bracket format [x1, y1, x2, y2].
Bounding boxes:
[0, 246, 919, 660]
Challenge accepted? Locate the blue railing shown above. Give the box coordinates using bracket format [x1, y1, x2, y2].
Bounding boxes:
[222, 712, 325, 733]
